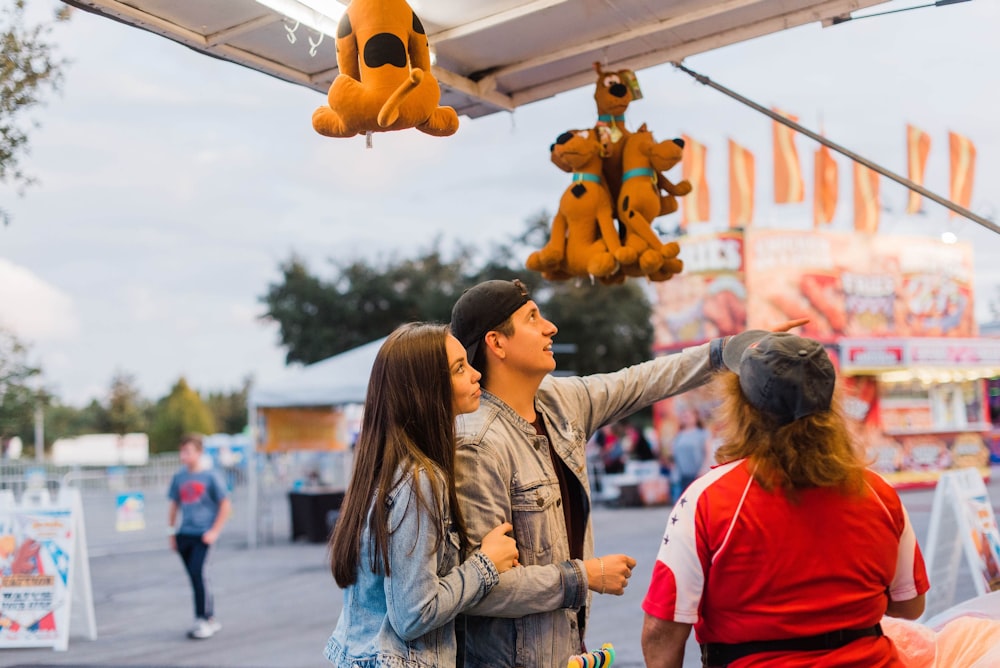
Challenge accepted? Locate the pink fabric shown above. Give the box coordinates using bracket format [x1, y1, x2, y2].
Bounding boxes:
[882, 615, 1000, 667]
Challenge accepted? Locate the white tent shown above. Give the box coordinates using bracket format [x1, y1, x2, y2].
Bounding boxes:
[250, 337, 386, 408]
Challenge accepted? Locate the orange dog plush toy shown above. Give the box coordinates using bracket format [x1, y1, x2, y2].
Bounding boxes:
[311, 0, 459, 138]
[527, 130, 635, 281]
[616, 124, 688, 279]
[591, 62, 637, 204]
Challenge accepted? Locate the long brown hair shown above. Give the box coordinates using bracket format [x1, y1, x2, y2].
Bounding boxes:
[712, 373, 865, 498]
[329, 323, 470, 587]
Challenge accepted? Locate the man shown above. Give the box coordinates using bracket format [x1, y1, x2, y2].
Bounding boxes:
[449, 279, 794, 667]
[641, 332, 927, 667]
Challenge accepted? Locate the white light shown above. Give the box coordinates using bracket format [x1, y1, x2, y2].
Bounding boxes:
[255, 0, 347, 37]
[941, 231, 958, 244]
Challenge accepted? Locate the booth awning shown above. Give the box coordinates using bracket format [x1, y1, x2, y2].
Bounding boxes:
[250, 337, 385, 408]
[64, 0, 892, 119]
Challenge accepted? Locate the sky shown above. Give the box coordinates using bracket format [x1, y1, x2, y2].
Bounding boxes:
[2, 0, 999, 405]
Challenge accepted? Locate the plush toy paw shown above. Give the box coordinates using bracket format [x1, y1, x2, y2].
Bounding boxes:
[587, 252, 619, 278]
[638, 249, 665, 274]
[312, 104, 355, 138]
[613, 246, 639, 266]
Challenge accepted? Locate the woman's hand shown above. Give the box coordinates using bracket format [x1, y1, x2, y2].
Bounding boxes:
[480, 522, 519, 573]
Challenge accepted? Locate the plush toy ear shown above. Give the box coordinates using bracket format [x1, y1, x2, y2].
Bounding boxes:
[593, 61, 604, 76]
[638, 122, 648, 133]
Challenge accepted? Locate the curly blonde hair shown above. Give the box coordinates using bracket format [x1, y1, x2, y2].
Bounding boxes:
[712, 372, 866, 500]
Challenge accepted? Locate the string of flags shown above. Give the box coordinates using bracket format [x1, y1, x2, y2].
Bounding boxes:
[678, 115, 977, 234]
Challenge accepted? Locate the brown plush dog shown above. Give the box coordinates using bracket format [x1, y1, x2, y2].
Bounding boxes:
[591, 62, 636, 204]
[615, 124, 689, 279]
[527, 130, 636, 281]
[311, 0, 459, 138]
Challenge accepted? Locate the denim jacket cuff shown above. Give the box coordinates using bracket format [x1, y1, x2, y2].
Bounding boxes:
[560, 560, 587, 610]
[709, 336, 728, 371]
[469, 551, 501, 592]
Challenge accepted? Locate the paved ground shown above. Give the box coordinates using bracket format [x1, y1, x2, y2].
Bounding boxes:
[2, 473, 995, 668]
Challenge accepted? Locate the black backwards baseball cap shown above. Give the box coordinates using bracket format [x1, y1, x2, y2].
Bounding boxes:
[722, 330, 835, 426]
[450, 279, 531, 363]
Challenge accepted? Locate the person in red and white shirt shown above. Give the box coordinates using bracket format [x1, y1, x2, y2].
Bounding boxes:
[641, 331, 929, 668]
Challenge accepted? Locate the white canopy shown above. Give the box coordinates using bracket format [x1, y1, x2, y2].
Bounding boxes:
[64, 0, 891, 120]
[250, 337, 386, 408]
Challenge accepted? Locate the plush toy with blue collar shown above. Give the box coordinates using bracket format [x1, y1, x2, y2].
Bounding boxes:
[526, 129, 636, 282]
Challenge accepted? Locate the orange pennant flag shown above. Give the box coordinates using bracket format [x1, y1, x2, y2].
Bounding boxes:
[905, 124, 931, 214]
[853, 161, 880, 233]
[728, 139, 755, 228]
[772, 108, 804, 203]
[949, 131, 976, 217]
[813, 144, 838, 227]
[681, 134, 710, 228]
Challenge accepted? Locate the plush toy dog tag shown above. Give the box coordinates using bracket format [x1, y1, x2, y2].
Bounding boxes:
[622, 70, 643, 100]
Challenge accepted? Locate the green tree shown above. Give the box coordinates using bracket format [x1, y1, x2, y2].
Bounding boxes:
[543, 280, 653, 375]
[261, 239, 486, 364]
[205, 376, 251, 435]
[148, 377, 215, 453]
[1, 0, 71, 225]
[259, 212, 653, 374]
[100, 371, 149, 434]
[0, 327, 40, 442]
[44, 398, 104, 442]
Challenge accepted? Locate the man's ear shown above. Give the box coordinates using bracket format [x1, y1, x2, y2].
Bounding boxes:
[485, 331, 505, 359]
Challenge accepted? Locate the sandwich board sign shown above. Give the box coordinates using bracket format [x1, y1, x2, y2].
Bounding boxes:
[0, 487, 96, 651]
[921, 467, 1000, 622]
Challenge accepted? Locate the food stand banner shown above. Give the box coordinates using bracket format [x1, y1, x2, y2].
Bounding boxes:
[653, 229, 976, 350]
[744, 229, 975, 341]
[258, 407, 350, 452]
[840, 337, 1000, 373]
[652, 231, 747, 348]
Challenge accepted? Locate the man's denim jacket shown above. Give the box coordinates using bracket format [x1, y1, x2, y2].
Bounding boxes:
[454, 341, 719, 668]
[325, 466, 500, 668]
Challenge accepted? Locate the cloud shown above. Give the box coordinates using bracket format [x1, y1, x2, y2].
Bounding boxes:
[0, 260, 80, 342]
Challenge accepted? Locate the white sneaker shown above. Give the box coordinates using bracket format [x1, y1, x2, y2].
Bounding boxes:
[207, 617, 222, 633]
[188, 619, 215, 639]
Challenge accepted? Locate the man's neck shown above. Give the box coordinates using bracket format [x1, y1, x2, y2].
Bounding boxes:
[484, 373, 544, 424]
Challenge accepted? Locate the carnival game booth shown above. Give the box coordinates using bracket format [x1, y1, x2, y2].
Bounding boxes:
[247, 338, 383, 545]
[651, 227, 993, 489]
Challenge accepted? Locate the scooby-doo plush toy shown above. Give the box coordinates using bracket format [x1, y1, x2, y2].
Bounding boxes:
[591, 62, 639, 203]
[526, 129, 636, 282]
[312, 0, 459, 138]
[616, 124, 688, 279]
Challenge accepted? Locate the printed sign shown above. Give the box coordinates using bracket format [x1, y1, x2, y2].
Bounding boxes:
[0, 490, 95, 650]
[115, 493, 145, 532]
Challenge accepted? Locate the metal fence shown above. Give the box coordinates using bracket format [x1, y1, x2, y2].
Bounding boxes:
[0, 450, 352, 554]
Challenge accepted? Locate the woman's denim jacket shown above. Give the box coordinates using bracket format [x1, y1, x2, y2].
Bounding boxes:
[454, 341, 719, 668]
[325, 465, 500, 668]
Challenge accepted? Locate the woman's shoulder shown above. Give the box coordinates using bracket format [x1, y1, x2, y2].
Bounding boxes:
[386, 463, 446, 504]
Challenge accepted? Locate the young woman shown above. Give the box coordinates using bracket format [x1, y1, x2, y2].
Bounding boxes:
[324, 323, 519, 668]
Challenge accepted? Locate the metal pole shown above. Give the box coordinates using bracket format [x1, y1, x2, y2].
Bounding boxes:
[34, 404, 44, 463]
[671, 61, 1000, 236]
[246, 400, 258, 549]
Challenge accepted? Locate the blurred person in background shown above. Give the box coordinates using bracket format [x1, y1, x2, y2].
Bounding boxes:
[168, 433, 231, 640]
